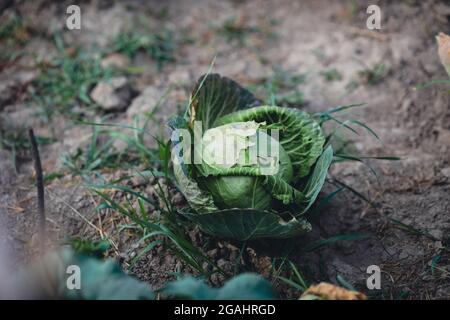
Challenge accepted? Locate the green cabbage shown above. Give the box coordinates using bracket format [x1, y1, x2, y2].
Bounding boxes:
[198, 121, 293, 210]
[171, 74, 333, 240]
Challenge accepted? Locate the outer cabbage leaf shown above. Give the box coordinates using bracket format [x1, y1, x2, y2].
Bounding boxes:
[196, 166, 304, 207]
[173, 158, 219, 213]
[182, 209, 311, 240]
[297, 145, 333, 213]
[189, 73, 259, 130]
[170, 104, 219, 213]
[215, 106, 325, 178]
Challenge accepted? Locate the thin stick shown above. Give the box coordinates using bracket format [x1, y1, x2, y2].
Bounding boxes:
[28, 128, 45, 251]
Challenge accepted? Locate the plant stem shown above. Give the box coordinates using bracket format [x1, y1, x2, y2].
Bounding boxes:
[28, 128, 46, 251]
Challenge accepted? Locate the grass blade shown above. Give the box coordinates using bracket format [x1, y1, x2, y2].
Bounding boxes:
[303, 233, 369, 252]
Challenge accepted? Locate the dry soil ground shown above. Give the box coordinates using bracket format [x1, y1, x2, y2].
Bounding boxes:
[0, 0, 449, 299]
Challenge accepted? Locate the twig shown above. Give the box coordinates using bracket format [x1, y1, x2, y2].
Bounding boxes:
[28, 128, 46, 251]
[46, 188, 120, 254]
[345, 26, 390, 42]
[46, 189, 102, 234]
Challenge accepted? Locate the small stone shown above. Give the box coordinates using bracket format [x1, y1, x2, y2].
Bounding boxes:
[434, 241, 444, 250]
[101, 53, 130, 69]
[398, 250, 409, 260]
[225, 243, 239, 251]
[217, 258, 229, 269]
[207, 249, 218, 259]
[130, 175, 147, 187]
[60, 125, 94, 157]
[126, 86, 161, 117]
[164, 254, 175, 265]
[441, 167, 450, 178]
[90, 76, 133, 110]
[429, 229, 443, 240]
[168, 68, 190, 85]
[254, 256, 272, 277]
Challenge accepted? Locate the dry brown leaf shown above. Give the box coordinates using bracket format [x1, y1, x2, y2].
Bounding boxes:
[300, 282, 367, 300]
[436, 32, 450, 78]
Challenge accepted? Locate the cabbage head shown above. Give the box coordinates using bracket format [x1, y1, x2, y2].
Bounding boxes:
[170, 74, 333, 240]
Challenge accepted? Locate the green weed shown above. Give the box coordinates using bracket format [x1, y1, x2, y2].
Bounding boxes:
[0, 13, 29, 66]
[90, 170, 225, 278]
[109, 30, 176, 70]
[252, 65, 306, 107]
[0, 120, 54, 171]
[59, 126, 124, 176]
[321, 68, 343, 82]
[276, 261, 309, 293]
[358, 63, 387, 86]
[30, 35, 119, 120]
[217, 16, 262, 45]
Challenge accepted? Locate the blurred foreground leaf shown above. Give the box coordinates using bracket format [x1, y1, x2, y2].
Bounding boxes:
[163, 273, 277, 300]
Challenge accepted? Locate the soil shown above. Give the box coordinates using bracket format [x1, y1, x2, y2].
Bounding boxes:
[0, 0, 449, 299]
